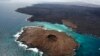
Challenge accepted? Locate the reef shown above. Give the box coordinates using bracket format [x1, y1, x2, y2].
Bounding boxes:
[17, 26, 78, 56]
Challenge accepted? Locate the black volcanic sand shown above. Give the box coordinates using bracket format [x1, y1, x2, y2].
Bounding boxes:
[16, 3, 100, 37]
[17, 26, 78, 56]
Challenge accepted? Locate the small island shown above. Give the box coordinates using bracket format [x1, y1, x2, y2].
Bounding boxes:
[17, 26, 78, 56]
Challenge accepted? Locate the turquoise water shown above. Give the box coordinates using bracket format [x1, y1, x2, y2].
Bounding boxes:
[0, 3, 100, 56]
[31, 22, 100, 56]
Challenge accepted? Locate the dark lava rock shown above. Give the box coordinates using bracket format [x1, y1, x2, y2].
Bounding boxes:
[16, 3, 100, 37]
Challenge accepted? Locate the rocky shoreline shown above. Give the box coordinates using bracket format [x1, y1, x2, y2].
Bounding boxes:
[16, 26, 78, 56]
[16, 3, 100, 37]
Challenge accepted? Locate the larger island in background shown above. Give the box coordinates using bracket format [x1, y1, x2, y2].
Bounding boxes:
[16, 2, 100, 37]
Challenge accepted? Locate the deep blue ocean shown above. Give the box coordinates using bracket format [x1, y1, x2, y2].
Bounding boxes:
[0, 3, 100, 56]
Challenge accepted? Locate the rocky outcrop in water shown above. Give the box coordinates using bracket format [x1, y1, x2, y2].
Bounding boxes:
[17, 26, 78, 56]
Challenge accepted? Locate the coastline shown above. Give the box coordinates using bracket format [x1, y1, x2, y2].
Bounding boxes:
[16, 3, 100, 37]
[13, 26, 43, 55]
[14, 25, 78, 56]
[14, 25, 79, 56]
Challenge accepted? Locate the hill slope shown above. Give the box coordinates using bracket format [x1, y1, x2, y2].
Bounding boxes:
[16, 3, 100, 37]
